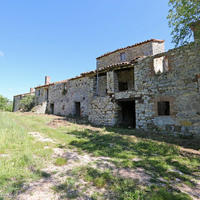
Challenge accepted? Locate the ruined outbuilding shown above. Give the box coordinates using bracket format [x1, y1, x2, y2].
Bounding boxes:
[13, 22, 200, 136]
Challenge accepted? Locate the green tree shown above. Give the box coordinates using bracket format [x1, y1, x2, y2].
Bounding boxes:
[19, 95, 35, 112]
[5, 102, 13, 112]
[0, 95, 9, 110]
[167, 0, 200, 47]
[0, 95, 13, 111]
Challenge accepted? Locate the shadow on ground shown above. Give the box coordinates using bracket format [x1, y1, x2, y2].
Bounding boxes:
[105, 127, 200, 150]
[66, 128, 200, 189]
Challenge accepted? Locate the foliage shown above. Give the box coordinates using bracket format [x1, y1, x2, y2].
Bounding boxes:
[0, 95, 13, 111]
[167, 0, 200, 46]
[19, 95, 35, 112]
[5, 102, 13, 112]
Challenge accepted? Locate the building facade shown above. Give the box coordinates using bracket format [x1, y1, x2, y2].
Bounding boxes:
[13, 22, 200, 135]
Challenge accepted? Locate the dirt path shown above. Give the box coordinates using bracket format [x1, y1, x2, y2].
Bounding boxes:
[17, 132, 98, 200]
[16, 132, 149, 200]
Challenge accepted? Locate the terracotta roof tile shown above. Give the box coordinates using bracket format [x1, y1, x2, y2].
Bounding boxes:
[34, 84, 52, 89]
[34, 79, 68, 89]
[14, 92, 32, 97]
[96, 39, 164, 59]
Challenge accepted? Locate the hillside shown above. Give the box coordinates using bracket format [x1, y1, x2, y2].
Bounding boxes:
[0, 112, 199, 200]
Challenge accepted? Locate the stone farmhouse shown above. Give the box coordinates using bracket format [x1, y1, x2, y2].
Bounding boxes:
[13, 21, 200, 135]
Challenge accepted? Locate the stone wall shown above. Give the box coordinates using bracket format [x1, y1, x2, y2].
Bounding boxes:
[13, 95, 22, 112]
[134, 42, 200, 135]
[34, 87, 49, 113]
[197, 75, 200, 93]
[96, 41, 164, 70]
[89, 96, 117, 126]
[13, 92, 34, 112]
[97, 73, 107, 96]
[35, 87, 49, 105]
[47, 76, 94, 117]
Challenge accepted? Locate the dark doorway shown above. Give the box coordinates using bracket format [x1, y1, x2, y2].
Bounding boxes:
[50, 103, 54, 114]
[75, 102, 81, 117]
[46, 89, 49, 101]
[118, 100, 136, 128]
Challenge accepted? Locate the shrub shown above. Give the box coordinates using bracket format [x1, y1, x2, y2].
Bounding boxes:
[19, 95, 35, 112]
[0, 95, 13, 111]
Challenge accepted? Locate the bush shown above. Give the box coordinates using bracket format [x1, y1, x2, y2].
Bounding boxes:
[19, 95, 35, 112]
[5, 102, 13, 112]
[0, 95, 13, 111]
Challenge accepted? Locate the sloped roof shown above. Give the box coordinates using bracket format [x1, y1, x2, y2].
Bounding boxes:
[96, 39, 164, 59]
[34, 79, 68, 89]
[14, 92, 32, 97]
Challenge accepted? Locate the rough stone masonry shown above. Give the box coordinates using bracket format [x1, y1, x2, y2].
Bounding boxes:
[13, 21, 200, 136]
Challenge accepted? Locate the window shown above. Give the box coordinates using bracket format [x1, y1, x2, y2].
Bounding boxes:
[38, 90, 40, 96]
[153, 56, 169, 74]
[120, 52, 126, 61]
[118, 82, 128, 91]
[158, 101, 170, 116]
[62, 84, 67, 95]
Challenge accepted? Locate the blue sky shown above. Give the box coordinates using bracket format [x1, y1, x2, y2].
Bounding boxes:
[0, 0, 175, 100]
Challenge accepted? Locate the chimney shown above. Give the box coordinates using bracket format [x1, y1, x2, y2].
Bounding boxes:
[45, 76, 51, 85]
[190, 20, 200, 41]
[30, 88, 35, 93]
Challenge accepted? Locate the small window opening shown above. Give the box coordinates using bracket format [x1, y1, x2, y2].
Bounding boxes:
[62, 105, 65, 110]
[38, 90, 40, 96]
[118, 82, 128, 91]
[158, 101, 170, 116]
[62, 84, 67, 95]
[153, 56, 169, 74]
[120, 52, 126, 61]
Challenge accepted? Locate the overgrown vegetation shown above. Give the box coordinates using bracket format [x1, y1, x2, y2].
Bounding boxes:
[19, 95, 35, 112]
[0, 95, 12, 112]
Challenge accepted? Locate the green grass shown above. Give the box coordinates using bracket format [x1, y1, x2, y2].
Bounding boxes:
[0, 112, 52, 198]
[54, 157, 67, 166]
[75, 167, 192, 200]
[52, 177, 79, 199]
[0, 112, 199, 199]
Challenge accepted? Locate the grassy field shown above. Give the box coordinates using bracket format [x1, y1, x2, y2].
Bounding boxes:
[0, 112, 199, 200]
[0, 112, 53, 199]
